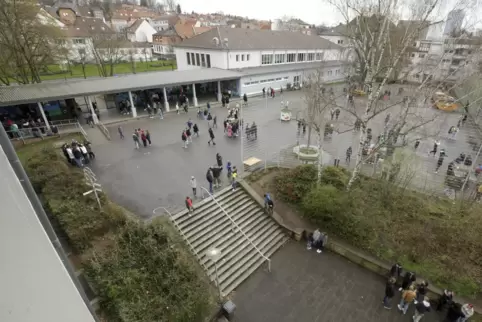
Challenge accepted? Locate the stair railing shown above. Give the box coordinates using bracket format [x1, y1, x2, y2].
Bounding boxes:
[154, 206, 208, 271]
[200, 186, 271, 272]
[97, 122, 111, 140]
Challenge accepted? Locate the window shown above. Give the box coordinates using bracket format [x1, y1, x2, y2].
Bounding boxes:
[275, 77, 282, 81]
[242, 54, 245, 61]
[186, 52, 191, 65]
[261, 54, 273, 65]
[236, 54, 239, 61]
[336, 69, 340, 75]
[287, 53, 296, 62]
[275, 54, 285, 64]
[201, 54, 206, 67]
[315, 53, 322, 61]
[283, 76, 289, 80]
[73, 38, 85, 44]
[247, 54, 250, 61]
[419, 54, 425, 58]
[337, 39, 344, 44]
[327, 70, 333, 76]
[195, 53, 200, 66]
[191, 53, 195, 65]
[297, 53, 305, 62]
[206, 54, 211, 68]
[307, 53, 315, 61]
[411, 53, 415, 57]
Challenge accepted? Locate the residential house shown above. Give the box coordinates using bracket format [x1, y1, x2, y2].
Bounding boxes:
[318, 24, 349, 46]
[95, 41, 153, 62]
[152, 29, 181, 56]
[174, 27, 347, 95]
[174, 21, 212, 40]
[149, 15, 171, 31]
[109, 5, 159, 31]
[125, 19, 156, 42]
[271, 18, 311, 33]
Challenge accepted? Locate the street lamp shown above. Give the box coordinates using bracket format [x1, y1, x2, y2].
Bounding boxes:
[206, 247, 222, 301]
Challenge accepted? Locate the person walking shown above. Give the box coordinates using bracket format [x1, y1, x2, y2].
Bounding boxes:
[435, 152, 445, 173]
[158, 106, 164, 120]
[206, 167, 214, 193]
[140, 130, 147, 147]
[216, 153, 223, 167]
[181, 130, 188, 148]
[414, 139, 421, 150]
[187, 118, 193, 130]
[243, 93, 248, 107]
[231, 166, 238, 191]
[335, 108, 340, 120]
[208, 127, 216, 146]
[413, 297, 431, 322]
[185, 196, 194, 215]
[132, 131, 140, 149]
[213, 115, 217, 129]
[193, 123, 199, 137]
[398, 285, 417, 315]
[145, 130, 152, 146]
[346, 146, 352, 163]
[429, 140, 440, 156]
[176, 103, 180, 114]
[186, 127, 192, 143]
[383, 277, 396, 309]
[118, 126, 124, 139]
[190, 176, 197, 198]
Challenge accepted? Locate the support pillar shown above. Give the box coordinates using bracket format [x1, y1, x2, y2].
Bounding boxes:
[163, 87, 170, 112]
[86, 96, 99, 124]
[37, 102, 51, 130]
[128, 91, 137, 118]
[192, 83, 198, 107]
[217, 81, 222, 102]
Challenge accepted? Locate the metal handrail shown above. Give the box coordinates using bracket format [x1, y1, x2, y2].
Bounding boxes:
[76, 122, 88, 140]
[153, 206, 208, 271]
[200, 186, 271, 272]
[97, 122, 111, 140]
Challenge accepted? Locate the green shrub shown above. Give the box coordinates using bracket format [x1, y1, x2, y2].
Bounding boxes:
[84, 222, 214, 322]
[274, 164, 317, 203]
[320, 166, 349, 190]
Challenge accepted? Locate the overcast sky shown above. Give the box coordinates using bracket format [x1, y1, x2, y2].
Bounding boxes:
[176, 0, 344, 26]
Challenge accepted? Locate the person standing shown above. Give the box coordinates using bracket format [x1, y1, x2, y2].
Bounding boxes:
[435, 152, 445, 173]
[413, 297, 431, 322]
[383, 277, 396, 309]
[118, 126, 124, 139]
[145, 130, 152, 146]
[346, 146, 352, 164]
[212, 165, 222, 188]
[181, 130, 188, 148]
[335, 108, 340, 120]
[216, 153, 223, 167]
[436, 290, 454, 312]
[460, 304, 474, 322]
[208, 127, 216, 146]
[140, 130, 147, 147]
[206, 167, 214, 193]
[132, 132, 140, 149]
[85, 141, 95, 159]
[193, 123, 199, 137]
[231, 166, 238, 191]
[185, 196, 194, 214]
[187, 118, 193, 130]
[398, 285, 416, 315]
[414, 139, 421, 150]
[186, 127, 192, 143]
[176, 103, 180, 114]
[72, 145, 83, 167]
[243, 93, 248, 107]
[190, 176, 197, 198]
[213, 115, 217, 129]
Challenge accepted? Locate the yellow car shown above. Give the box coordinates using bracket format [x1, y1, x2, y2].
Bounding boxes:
[352, 89, 366, 96]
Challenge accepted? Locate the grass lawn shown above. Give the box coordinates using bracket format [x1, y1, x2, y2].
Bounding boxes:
[15, 133, 83, 163]
[40, 60, 176, 81]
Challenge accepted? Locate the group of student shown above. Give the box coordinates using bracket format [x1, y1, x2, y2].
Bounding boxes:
[385, 263, 474, 321]
[61, 140, 95, 167]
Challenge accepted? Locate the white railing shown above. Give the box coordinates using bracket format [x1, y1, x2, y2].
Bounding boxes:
[76, 122, 88, 141]
[200, 186, 271, 272]
[153, 206, 208, 271]
[97, 122, 111, 140]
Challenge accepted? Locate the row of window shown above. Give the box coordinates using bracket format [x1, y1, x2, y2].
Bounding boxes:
[186, 52, 212, 68]
[243, 76, 289, 87]
[261, 52, 324, 65]
[236, 54, 251, 62]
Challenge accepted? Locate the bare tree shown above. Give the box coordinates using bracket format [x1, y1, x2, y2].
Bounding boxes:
[163, 0, 177, 12]
[301, 69, 333, 183]
[90, 37, 124, 77]
[325, 0, 480, 189]
[0, 0, 66, 85]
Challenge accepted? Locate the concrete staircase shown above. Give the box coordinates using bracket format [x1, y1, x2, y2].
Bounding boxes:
[170, 186, 289, 296]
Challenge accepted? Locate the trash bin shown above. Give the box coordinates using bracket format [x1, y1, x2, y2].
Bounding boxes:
[222, 300, 236, 320]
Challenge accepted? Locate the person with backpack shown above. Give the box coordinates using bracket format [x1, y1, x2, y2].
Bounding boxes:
[206, 167, 214, 193]
[383, 277, 396, 309]
[193, 123, 199, 137]
[208, 127, 216, 146]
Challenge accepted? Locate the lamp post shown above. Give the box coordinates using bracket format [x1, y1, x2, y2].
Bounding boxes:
[206, 247, 222, 301]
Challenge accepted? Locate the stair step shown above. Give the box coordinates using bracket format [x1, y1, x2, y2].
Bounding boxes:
[201, 211, 274, 268]
[220, 235, 289, 295]
[206, 219, 280, 277]
[193, 204, 260, 254]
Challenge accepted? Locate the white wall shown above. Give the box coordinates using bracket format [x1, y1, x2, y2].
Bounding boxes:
[0, 146, 96, 322]
[240, 63, 346, 96]
[426, 22, 445, 41]
[133, 20, 157, 42]
[111, 19, 129, 32]
[228, 51, 261, 69]
[174, 47, 227, 70]
[320, 35, 348, 46]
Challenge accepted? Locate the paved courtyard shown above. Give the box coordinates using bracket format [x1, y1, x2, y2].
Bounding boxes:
[90, 85, 478, 217]
[232, 241, 445, 322]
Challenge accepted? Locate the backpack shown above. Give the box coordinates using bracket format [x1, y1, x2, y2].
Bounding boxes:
[207, 114, 213, 120]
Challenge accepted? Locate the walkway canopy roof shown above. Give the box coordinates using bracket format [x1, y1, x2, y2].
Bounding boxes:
[0, 68, 242, 106]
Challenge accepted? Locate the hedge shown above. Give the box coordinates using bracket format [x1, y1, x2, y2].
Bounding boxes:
[23, 147, 215, 321]
[275, 165, 482, 298]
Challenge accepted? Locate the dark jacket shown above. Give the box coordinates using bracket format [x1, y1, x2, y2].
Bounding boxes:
[390, 263, 402, 278]
[446, 303, 462, 321]
[73, 149, 82, 159]
[193, 124, 199, 132]
[402, 272, 416, 289]
[415, 302, 430, 314]
[206, 170, 213, 182]
[209, 128, 214, 139]
[216, 154, 223, 167]
[385, 282, 395, 298]
[211, 166, 222, 178]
